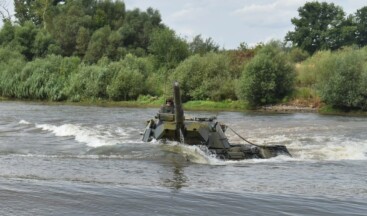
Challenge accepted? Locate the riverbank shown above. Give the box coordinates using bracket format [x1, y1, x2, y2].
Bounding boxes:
[2, 97, 367, 115]
[0, 96, 312, 112]
[260, 104, 318, 113]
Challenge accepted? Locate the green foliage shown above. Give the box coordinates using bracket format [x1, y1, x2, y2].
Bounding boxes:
[183, 100, 249, 111]
[316, 48, 367, 109]
[355, 6, 367, 47]
[107, 55, 148, 100]
[51, 1, 91, 56]
[295, 51, 331, 88]
[75, 27, 90, 57]
[14, 0, 43, 25]
[3, 0, 367, 113]
[237, 42, 296, 106]
[0, 20, 15, 45]
[84, 26, 111, 63]
[14, 21, 39, 60]
[1, 54, 80, 101]
[0, 48, 26, 97]
[148, 28, 189, 69]
[189, 35, 219, 55]
[288, 47, 310, 63]
[68, 64, 112, 100]
[172, 52, 236, 101]
[119, 8, 163, 52]
[286, 2, 351, 54]
[32, 28, 60, 57]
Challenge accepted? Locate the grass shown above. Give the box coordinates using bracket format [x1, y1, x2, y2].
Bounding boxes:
[183, 100, 249, 111]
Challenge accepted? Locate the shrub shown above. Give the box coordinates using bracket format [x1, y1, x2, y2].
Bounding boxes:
[237, 42, 296, 106]
[68, 64, 112, 100]
[106, 54, 151, 100]
[172, 53, 237, 101]
[295, 51, 331, 88]
[288, 47, 310, 63]
[16, 55, 80, 101]
[0, 48, 26, 97]
[317, 48, 367, 109]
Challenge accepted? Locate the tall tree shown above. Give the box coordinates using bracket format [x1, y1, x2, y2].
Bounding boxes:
[84, 26, 111, 63]
[51, 1, 91, 56]
[189, 35, 219, 55]
[0, 1, 12, 21]
[148, 28, 189, 69]
[0, 20, 15, 45]
[286, 2, 347, 54]
[355, 6, 367, 47]
[91, 0, 125, 30]
[14, 0, 42, 25]
[119, 7, 163, 51]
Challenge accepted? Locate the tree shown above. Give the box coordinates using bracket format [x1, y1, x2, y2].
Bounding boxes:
[14, 0, 51, 26]
[148, 28, 189, 69]
[0, 20, 15, 45]
[237, 42, 296, 106]
[355, 6, 367, 47]
[75, 27, 90, 57]
[91, 0, 125, 30]
[84, 26, 111, 63]
[32, 28, 59, 57]
[13, 21, 39, 60]
[14, 0, 40, 25]
[118, 7, 163, 52]
[189, 35, 219, 55]
[51, 1, 91, 56]
[0, 1, 12, 21]
[286, 2, 348, 54]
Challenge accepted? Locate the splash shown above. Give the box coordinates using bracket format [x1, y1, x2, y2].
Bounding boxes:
[19, 120, 31, 125]
[160, 142, 295, 165]
[34, 123, 140, 147]
[289, 136, 367, 161]
[18, 120, 367, 162]
[161, 142, 224, 165]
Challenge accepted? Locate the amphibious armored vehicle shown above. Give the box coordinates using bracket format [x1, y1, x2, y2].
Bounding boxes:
[142, 82, 291, 160]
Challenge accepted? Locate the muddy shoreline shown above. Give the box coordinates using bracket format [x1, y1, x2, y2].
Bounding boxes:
[260, 104, 318, 113]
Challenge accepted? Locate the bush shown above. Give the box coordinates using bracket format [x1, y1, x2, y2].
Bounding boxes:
[106, 54, 151, 100]
[288, 47, 310, 63]
[172, 53, 237, 101]
[0, 48, 26, 97]
[237, 42, 296, 106]
[17, 55, 80, 101]
[295, 51, 331, 88]
[68, 64, 112, 100]
[317, 48, 367, 109]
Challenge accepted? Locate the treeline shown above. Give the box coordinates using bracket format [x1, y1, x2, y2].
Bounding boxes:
[286, 2, 367, 54]
[0, 1, 367, 111]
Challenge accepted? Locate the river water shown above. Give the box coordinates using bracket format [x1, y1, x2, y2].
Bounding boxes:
[0, 101, 366, 215]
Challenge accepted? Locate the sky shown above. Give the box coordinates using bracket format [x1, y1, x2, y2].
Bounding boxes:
[1, 0, 366, 49]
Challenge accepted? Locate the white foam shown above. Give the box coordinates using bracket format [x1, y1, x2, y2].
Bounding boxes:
[162, 142, 295, 165]
[19, 120, 31, 125]
[288, 136, 367, 161]
[35, 123, 140, 147]
[23, 120, 367, 162]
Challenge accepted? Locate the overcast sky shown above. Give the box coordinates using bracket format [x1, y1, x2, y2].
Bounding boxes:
[1, 0, 366, 49]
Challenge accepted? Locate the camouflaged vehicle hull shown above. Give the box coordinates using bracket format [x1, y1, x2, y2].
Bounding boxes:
[142, 82, 291, 160]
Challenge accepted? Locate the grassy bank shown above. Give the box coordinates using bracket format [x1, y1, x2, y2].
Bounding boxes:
[0, 96, 248, 111]
[66, 99, 248, 112]
[3, 96, 367, 115]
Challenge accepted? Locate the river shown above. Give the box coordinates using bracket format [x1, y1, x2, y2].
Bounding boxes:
[0, 101, 366, 215]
